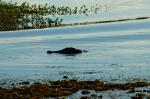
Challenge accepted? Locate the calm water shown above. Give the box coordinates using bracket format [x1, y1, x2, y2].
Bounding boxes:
[0, 18, 150, 86]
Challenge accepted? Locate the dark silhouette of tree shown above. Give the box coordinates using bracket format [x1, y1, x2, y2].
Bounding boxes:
[0, 0, 89, 31]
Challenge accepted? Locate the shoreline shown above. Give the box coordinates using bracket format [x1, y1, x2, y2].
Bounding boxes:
[0, 16, 149, 32]
[0, 79, 150, 98]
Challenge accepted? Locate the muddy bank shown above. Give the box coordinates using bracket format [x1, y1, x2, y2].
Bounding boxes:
[0, 80, 150, 99]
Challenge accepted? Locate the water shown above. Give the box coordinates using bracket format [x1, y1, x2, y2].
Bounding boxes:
[0, 18, 150, 86]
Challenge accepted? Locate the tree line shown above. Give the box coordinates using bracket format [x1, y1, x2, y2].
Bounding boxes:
[0, 0, 88, 31]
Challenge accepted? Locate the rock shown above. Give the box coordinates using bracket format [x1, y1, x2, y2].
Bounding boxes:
[91, 94, 97, 97]
[81, 90, 90, 95]
[80, 96, 89, 99]
[47, 47, 87, 55]
[33, 82, 41, 85]
[131, 93, 145, 99]
[98, 95, 103, 99]
[146, 95, 150, 99]
[128, 88, 136, 93]
[63, 76, 68, 79]
[21, 81, 30, 85]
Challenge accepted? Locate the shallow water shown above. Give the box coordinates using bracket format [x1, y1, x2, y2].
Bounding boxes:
[0, 19, 150, 86]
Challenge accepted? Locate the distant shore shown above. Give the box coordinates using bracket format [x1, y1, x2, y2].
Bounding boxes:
[0, 16, 149, 32]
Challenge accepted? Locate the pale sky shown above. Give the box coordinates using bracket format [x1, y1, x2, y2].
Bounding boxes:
[4, 0, 150, 10]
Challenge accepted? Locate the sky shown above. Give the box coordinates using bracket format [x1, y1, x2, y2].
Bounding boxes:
[5, 0, 111, 5]
[4, 0, 150, 7]
[4, 0, 150, 12]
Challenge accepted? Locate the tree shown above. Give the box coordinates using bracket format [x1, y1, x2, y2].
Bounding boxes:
[0, 1, 90, 31]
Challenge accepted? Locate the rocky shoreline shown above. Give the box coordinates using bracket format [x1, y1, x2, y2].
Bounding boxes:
[0, 80, 150, 99]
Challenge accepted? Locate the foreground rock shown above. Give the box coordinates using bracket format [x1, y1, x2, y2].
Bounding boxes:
[47, 47, 87, 55]
[0, 80, 150, 99]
